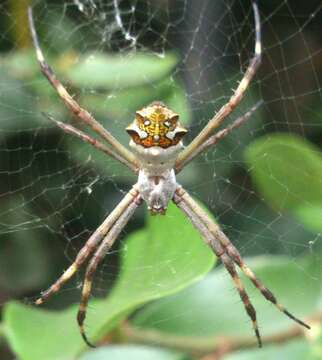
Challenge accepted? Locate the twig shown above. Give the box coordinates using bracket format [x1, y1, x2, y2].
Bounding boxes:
[119, 311, 322, 357]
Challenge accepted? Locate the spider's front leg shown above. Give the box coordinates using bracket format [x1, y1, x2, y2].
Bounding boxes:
[43, 113, 136, 170]
[175, 100, 263, 172]
[28, 8, 138, 172]
[173, 187, 310, 347]
[175, 1, 262, 172]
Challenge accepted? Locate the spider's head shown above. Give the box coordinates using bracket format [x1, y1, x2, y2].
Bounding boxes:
[126, 101, 187, 148]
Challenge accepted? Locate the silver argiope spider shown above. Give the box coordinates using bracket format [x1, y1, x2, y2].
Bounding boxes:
[28, 2, 310, 348]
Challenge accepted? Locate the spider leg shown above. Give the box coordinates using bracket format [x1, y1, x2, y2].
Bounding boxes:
[35, 186, 140, 305]
[178, 188, 310, 330]
[175, 1, 262, 172]
[28, 8, 138, 172]
[175, 100, 263, 171]
[77, 193, 142, 347]
[173, 187, 310, 346]
[224, 244, 311, 329]
[221, 253, 262, 347]
[173, 188, 262, 347]
[43, 113, 136, 170]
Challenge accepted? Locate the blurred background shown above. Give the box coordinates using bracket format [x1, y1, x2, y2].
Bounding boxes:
[0, 1, 321, 359]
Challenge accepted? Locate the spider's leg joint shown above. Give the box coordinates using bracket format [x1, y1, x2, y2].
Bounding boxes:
[129, 187, 142, 206]
[129, 186, 140, 197]
[35, 298, 43, 305]
[173, 188, 185, 205]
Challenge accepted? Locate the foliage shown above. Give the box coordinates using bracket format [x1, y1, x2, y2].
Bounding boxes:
[3, 203, 214, 360]
[0, 2, 321, 360]
[79, 345, 188, 360]
[245, 134, 322, 233]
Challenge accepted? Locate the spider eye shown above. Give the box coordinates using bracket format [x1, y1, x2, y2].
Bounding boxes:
[164, 120, 171, 127]
[144, 120, 151, 126]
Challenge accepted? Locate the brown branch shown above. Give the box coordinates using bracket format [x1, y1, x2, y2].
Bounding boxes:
[119, 311, 322, 358]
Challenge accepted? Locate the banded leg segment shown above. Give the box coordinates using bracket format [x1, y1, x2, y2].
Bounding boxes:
[35, 186, 140, 305]
[43, 113, 133, 169]
[77, 194, 142, 347]
[221, 253, 262, 347]
[28, 8, 138, 172]
[175, 100, 263, 171]
[175, 1, 262, 172]
[173, 186, 310, 346]
[177, 188, 310, 330]
[225, 244, 311, 330]
[173, 189, 262, 347]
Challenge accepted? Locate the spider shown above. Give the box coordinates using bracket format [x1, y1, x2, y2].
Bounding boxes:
[28, 2, 310, 349]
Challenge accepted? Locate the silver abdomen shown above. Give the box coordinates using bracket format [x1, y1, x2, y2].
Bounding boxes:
[129, 140, 183, 214]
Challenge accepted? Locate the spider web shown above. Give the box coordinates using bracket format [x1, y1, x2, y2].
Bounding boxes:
[0, 0, 321, 346]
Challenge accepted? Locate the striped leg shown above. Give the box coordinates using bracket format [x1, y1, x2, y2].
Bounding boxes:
[175, 100, 263, 171]
[175, 1, 262, 173]
[220, 253, 262, 347]
[224, 243, 310, 329]
[43, 113, 134, 169]
[173, 189, 262, 346]
[179, 188, 310, 330]
[173, 187, 310, 347]
[35, 186, 140, 305]
[28, 8, 138, 172]
[77, 194, 142, 347]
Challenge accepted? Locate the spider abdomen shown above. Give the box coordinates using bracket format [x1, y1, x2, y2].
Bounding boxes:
[129, 135, 182, 214]
[137, 168, 177, 215]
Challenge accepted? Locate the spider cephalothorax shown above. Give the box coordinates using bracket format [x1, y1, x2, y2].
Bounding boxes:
[126, 101, 187, 149]
[29, 1, 310, 349]
[127, 102, 188, 215]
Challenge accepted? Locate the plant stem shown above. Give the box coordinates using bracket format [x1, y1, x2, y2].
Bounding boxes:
[119, 311, 322, 357]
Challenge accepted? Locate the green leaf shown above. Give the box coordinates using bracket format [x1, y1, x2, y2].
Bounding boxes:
[0, 69, 39, 130]
[313, 328, 322, 359]
[292, 204, 322, 233]
[1, 50, 39, 79]
[132, 254, 322, 338]
[4, 202, 215, 360]
[100, 77, 192, 126]
[223, 340, 311, 360]
[4, 302, 82, 360]
[244, 134, 322, 212]
[79, 345, 186, 360]
[67, 52, 178, 89]
[0, 198, 53, 292]
[85, 201, 215, 340]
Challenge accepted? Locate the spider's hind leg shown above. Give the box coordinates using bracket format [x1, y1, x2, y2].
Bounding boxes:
[173, 188, 262, 347]
[77, 193, 142, 347]
[220, 252, 262, 347]
[225, 244, 311, 330]
[35, 187, 140, 305]
[173, 186, 310, 347]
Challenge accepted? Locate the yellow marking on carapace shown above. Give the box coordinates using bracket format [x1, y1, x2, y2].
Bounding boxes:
[127, 102, 187, 148]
